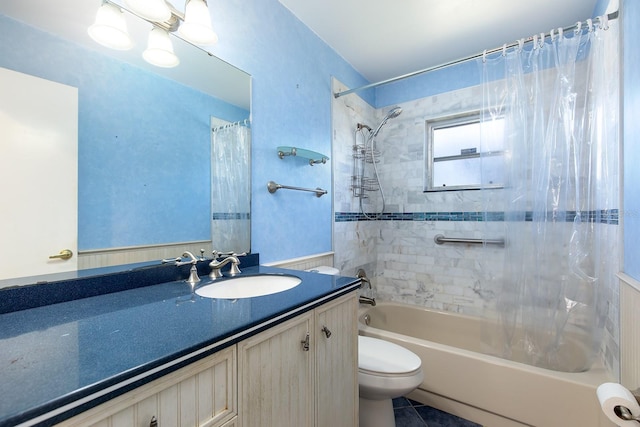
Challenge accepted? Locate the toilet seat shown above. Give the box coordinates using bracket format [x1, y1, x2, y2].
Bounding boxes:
[358, 335, 421, 375]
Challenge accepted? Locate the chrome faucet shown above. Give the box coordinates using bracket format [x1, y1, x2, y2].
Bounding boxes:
[209, 250, 242, 279]
[356, 268, 376, 306]
[162, 251, 201, 285]
[359, 296, 376, 306]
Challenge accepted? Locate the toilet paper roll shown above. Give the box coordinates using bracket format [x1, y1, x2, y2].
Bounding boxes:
[597, 382, 640, 426]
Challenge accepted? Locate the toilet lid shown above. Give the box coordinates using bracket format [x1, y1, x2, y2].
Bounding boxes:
[358, 335, 422, 374]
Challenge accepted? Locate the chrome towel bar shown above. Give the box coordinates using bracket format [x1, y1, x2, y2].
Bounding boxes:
[267, 181, 327, 197]
[434, 234, 505, 247]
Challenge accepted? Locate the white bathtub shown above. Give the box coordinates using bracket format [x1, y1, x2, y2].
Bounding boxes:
[359, 302, 615, 427]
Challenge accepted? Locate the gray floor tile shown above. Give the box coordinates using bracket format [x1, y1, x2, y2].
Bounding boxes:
[393, 406, 427, 426]
[393, 398, 482, 427]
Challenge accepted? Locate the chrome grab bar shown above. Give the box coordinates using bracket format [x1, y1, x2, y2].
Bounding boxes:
[267, 181, 327, 197]
[434, 234, 505, 247]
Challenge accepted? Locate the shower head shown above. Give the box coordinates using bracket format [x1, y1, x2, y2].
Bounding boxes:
[372, 106, 403, 137]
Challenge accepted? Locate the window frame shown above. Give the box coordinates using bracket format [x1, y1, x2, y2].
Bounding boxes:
[424, 111, 504, 192]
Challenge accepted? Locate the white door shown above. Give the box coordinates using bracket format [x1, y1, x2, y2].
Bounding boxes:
[0, 67, 78, 281]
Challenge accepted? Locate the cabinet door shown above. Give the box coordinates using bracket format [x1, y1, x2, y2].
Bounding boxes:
[238, 313, 314, 427]
[57, 346, 236, 427]
[315, 293, 358, 427]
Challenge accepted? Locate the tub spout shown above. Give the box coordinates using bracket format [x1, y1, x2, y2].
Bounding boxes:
[359, 296, 376, 306]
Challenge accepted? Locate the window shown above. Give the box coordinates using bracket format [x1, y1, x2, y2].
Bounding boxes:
[424, 112, 504, 192]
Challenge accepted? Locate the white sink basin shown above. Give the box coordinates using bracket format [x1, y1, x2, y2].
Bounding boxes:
[195, 274, 302, 299]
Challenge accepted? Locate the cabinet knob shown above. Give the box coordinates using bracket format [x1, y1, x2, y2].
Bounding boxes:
[321, 325, 332, 338]
[301, 332, 310, 351]
[149, 416, 158, 427]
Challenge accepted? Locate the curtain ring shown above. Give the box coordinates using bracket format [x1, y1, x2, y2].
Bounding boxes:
[539, 32, 545, 48]
[601, 14, 609, 30]
[574, 21, 582, 35]
[502, 43, 507, 56]
[518, 38, 524, 52]
[482, 49, 487, 63]
[550, 28, 555, 42]
[558, 27, 563, 42]
[587, 18, 593, 32]
[533, 34, 538, 50]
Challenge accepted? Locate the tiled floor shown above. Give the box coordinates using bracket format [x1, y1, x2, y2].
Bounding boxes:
[393, 397, 482, 427]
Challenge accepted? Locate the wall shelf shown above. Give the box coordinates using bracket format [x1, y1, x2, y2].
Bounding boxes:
[277, 146, 329, 166]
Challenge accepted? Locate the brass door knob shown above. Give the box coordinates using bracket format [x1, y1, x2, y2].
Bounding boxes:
[49, 249, 73, 260]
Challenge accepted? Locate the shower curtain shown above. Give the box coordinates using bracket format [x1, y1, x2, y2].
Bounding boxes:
[211, 120, 251, 253]
[478, 16, 619, 372]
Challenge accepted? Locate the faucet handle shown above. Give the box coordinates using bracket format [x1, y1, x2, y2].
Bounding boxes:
[161, 256, 181, 264]
[212, 250, 245, 259]
[356, 269, 372, 289]
[212, 249, 229, 260]
[228, 261, 241, 276]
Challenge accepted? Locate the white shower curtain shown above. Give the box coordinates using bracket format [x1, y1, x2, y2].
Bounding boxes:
[478, 16, 619, 372]
[211, 121, 251, 253]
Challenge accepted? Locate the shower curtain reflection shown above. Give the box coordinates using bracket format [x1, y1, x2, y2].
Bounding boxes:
[211, 119, 251, 253]
[478, 17, 620, 372]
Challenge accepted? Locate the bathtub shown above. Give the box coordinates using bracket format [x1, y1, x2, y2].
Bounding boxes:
[359, 302, 615, 427]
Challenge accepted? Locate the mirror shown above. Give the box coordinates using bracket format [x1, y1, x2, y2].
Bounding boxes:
[0, 0, 251, 285]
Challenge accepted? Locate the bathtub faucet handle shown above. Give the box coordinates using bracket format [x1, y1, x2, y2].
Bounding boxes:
[356, 268, 371, 289]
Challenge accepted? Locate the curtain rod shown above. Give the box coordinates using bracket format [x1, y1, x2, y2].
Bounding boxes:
[333, 10, 619, 99]
[212, 118, 250, 132]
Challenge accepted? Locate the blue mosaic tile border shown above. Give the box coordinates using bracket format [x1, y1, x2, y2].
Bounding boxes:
[212, 212, 251, 220]
[335, 209, 618, 224]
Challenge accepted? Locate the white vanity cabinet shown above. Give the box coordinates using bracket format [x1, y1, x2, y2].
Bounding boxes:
[57, 346, 237, 427]
[55, 292, 358, 427]
[238, 292, 358, 427]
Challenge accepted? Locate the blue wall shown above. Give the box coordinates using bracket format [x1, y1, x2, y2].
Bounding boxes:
[200, 0, 370, 262]
[622, 0, 640, 280]
[375, 57, 481, 108]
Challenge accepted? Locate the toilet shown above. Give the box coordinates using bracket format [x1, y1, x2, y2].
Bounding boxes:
[358, 335, 424, 427]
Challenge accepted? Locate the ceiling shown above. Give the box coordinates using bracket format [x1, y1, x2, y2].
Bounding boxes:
[279, 0, 600, 83]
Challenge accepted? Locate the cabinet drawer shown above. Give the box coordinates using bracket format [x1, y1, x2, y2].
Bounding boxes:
[58, 346, 236, 427]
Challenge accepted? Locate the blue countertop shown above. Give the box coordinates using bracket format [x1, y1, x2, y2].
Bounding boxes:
[0, 263, 360, 426]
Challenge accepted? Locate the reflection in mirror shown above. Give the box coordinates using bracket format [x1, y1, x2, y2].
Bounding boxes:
[0, 0, 251, 286]
[211, 118, 251, 253]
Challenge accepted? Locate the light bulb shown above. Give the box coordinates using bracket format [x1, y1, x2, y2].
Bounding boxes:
[143, 27, 180, 68]
[88, 3, 133, 50]
[178, 0, 218, 45]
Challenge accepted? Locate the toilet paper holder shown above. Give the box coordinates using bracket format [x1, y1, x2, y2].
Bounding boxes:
[616, 390, 640, 423]
[616, 405, 640, 422]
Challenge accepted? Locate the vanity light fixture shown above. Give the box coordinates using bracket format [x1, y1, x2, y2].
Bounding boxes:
[143, 27, 180, 68]
[124, 0, 172, 23]
[178, 0, 218, 45]
[88, 0, 218, 68]
[88, 2, 134, 50]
